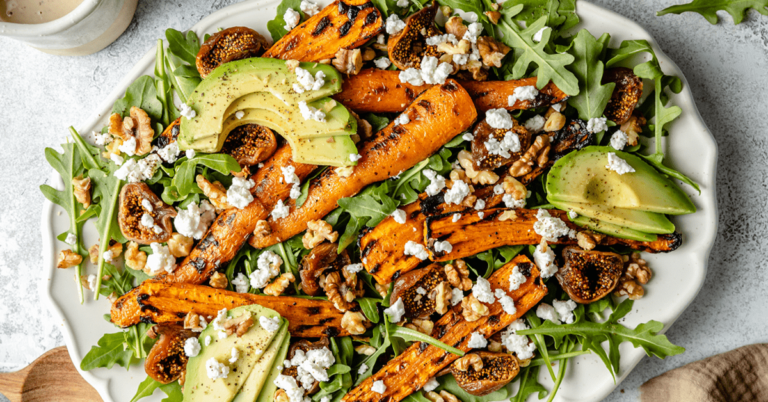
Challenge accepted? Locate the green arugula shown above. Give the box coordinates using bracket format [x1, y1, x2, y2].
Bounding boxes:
[314, 337, 354, 401]
[511, 365, 549, 402]
[370, 0, 404, 16]
[165, 28, 200, 66]
[70, 127, 104, 171]
[507, 0, 579, 35]
[525, 310, 557, 382]
[435, 374, 510, 402]
[362, 113, 390, 133]
[388, 323, 465, 356]
[171, 154, 242, 198]
[657, 0, 768, 24]
[80, 331, 136, 371]
[130, 376, 183, 402]
[358, 297, 383, 324]
[154, 40, 175, 127]
[165, 29, 202, 104]
[112, 75, 163, 122]
[267, 0, 303, 42]
[566, 30, 615, 121]
[88, 168, 124, 300]
[337, 193, 397, 228]
[296, 167, 327, 207]
[545, 338, 575, 402]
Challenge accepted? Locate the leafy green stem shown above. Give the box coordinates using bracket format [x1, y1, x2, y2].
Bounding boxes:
[546, 340, 572, 402]
[388, 324, 465, 356]
[94, 179, 123, 300]
[69, 127, 101, 171]
[528, 349, 591, 367]
[526, 312, 557, 383]
[66, 141, 86, 304]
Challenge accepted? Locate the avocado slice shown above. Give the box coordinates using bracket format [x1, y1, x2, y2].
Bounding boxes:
[253, 333, 292, 402]
[550, 200, 675, 234]
[571, 216, 658, 242]
[183, 306, 286, 402]
[547, 146, 696, 215]
[232, 325, 290, 402]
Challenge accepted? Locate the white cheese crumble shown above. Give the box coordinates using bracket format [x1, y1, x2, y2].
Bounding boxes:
[495, 289, 517, 315]
[568, 210, 578, 220]
[110, 153, 124, 166]
[283, 8, 301, 31]
[114, 154, 161, 183]
[416, 286, 427, 295]
[260, 316, 282, 332]
[146, 243, 176, 275]
[396, 0, 409, 7]
[455, 9, 479, 22]
[358, 363, 369, 375]
[484, 131, 521, 159]
[399, 68, 424, 86]
[472, 277, 495, 303]
[206, 358, 229, 380]
[119, 137, 137, 156]
[474, 199, 486, 210]
[140, 213, 154, 228]
[231, 273, 249, 293]
[250, 251, 282, 288]
[235, 110, 245, 120]
[141, 199, 154, 212]
[606, 152, 635, 175]
[86, 274, 97, 291]
[229, 347, 240, 364]
[204, 336, 212, 346]
[587, 117, 608, 133]
[298, 100, 326, 122]
[462, 132, 474, 142]
[184, 337, 201, 357]
[553, 299, 578, 324]
[91, 131, 112, 146]
[384, 298, 406, 323]
[393, 114, 410, 126]
[536, 303, 558, 322]
[451, 288, 464, 305]
[174, 200, 216, 240]
[478, 212, 484, 219]
[500, 319, 536, 359]
[534, 209, 574, 241]
[485, 109, 514, 130]
[425, 33, 457, 46]
[386, 14, 406, 35]
[157, 142, 181, 163]
[344, 263, 364, 274]
[467, 331, 488, 348]
[552, 103, 563, 112]
[508, 85, 539, 106]
[274, 374, 305, 402]
[372, 380, 387, 394]
[374, 57, 392, 69]
[453, 54, 469, 65]
[64, 232, 77, 246]
[532, 27, 548, 42]
[503, 193, 526, 209]
[524, 115, 546, 133]
[452, 213, 461, 223]
[419, 56, 453, 85]
[281, 166, 302, 200]
[508, 265, 526, 291]
[349, 154, 361, 162]
[444, 180, 470, 205]
[293, 67, 325, 93]
[271, 199, 291, 220]
[610, 130, 628, 150]
[300, 0, 320, 16]
[377, 34, 386, 44]
[179, 103, 197, 119]
[433, 240, 453, 253]
[391, 209, 406, 224]
[462, 22, 484, 43]
[533, 240, 557, 279]
[404, 240, 429, 260]
[227, 177, 256, 209]
[422, 169, 446, 196]
[423, 377, 440, 392]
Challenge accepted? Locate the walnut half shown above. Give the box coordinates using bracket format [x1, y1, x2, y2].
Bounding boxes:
[332, 48, 363, 75]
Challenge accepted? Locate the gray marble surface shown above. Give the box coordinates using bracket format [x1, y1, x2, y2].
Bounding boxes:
[0, 0, 766, 401]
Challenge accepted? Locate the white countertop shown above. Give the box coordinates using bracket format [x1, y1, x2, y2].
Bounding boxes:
[1, 1, 766, 401]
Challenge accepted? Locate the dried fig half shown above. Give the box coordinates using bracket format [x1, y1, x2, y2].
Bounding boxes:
[118, 183, 177, 245]
[471, 118, 532, 170]
[282, 338, 330, 395]
[387, 2, 441, 70]
[221, 124, 278, 166]
[449, 351, 520, 396]
[556, 246, 624, 304]
[196, 27, 270, 78]
[602, 67, 643, 124]
[390, 263, 447, 319]
[300, 242, 351, 296]
[550, 118, 594, 161]
[144, 325, 196, 384]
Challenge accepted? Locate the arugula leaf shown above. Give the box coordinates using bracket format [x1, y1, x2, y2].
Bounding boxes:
[497, 14, 579, 96]
[154, 40, 174, 127]
[267, 0, 303, 42]
[646, 79, 683, 164]
[566, 30, 615, 121]
[657, 0, 768, 24]
[297, 167, 327, 207]
[112, 75, 163, 122]
[507, 0, 579, 35]
[171, 154, 241, 198]
[130, 377, 183, 402]
[89, 168, 124, 300]
[70, 127, 103, 171]
[511, 366, 549, 402]
[165, 29, 202, 104]
[388, 324, 465, 356]
[370, 0, 402, 16]
[165, 29, 200, 66]
[99, 263, 135, 300]
[363, 113, 390, 132]
[435, 374, 510, 402]
[358, 298, 382, 324]
[81, 332, 136, 370]
[337, 193, 397, 227]
[637, 153, 701, 194]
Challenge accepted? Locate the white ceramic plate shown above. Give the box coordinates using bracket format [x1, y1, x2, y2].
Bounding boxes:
[40, 1, 718, 401]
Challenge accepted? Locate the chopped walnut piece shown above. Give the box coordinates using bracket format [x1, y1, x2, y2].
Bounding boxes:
[285, 59, 300, 72]
[488, 340, 502, 352]
[341, 311, 367, 335]
[477, 36, 511, 68]
[332, 48, 363, 75]
[335, 165, 354, 178]
[445, 16, 467, 38]
[219, 311, 255, 337]
[196, 175, 230, 210]
[209, 272, 229, 289]
[57, 249, 82, 269]
[274, 390, 290, 402]
[439, 391, 460, 402]
[264, 272, 295, 296]
[454, 353, 483, 371]
[576, 231, 600, 251]
[405, 318, 434, 335]
[461, 294, 490, 322]
[72, 176, 92, 209]
[88, 244, 100, 264]
[302, 219, 339, 249]
[429, 281, 452, 315]
[509, 135, 551, 177]
[253, 220, 272, 238]
[614, 253, 652, 300]
[108, 107, 154, 156]
[484, 10, 501, 24]
[125, 241, 147, 272]
[620, 115, 646, 147]
[502, 176, 527, 200]
[375, 283, 389, 298]
[183, 312, 207, 332]
[355, 344, 376, 355]
[168, 233, 193, 258]
[544, 112, 566, 132]
[457, 150, 499, 185]
[351, 110, 373, 139]
[437, 39, 471, 55]
[108, 241, 123, 259]
[444, 260, 472, 291]
[323, 271, 355, 312]
[464, 59, 489, 81]
[498, 210, 517, 221]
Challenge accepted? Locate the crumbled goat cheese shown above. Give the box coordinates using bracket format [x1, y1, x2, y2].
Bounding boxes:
[174, 200, 216, 240]
[474, 199, 486, 210]
[467, 331, 488, 348]
[298, 100, 326, 122]
[100, 250, 114, 263]
[274, 374, 305, 402]
[587, 117, 608, 133]
[533, 240, 558, 278]
[552, 103, 563, 112]
[534, 209, 574, 241]
[568, 210, 578, 220]
[146, 243, 177, 275]
[358, 363, 369, 375]
[179, 103, 196, 119]
[451, 288, 464, 305]
[293, 67, 325, 93]
[229, 347, 240, 364]
[478, 212, 484, 219]
[384, 298, 406, 323]
[141, 199, 154, 212]
[425, 33, 457, 46]
[391, 209, 406, 224]
[493, 184, 504, 195]
[452, 213, 461, 222]
[113, 154, 161, 183]
[399, 68, 424, 86]
[282, 166, 302, 200]
[606, 152, 635, 175]
[250, 251, 282, 288]
[419, 56, 453, 85]
[64, 232, 77, 246]
[231, 273, 249, 293]
[300, 0, 320, 16]
[396, 0, 409, 7]
[532, 27, 548, 42]
[157, 142, 180, 163]
[110, 153, 124, 166]
[455, 9, 479, 22]
[184, 337, 201, 357]
[283, 8, 301, 30]
[91, 131, 112, 146]
[495, 289, 517, 315]
[553, 299, 578, 324]
[348, 153, 361, 162]
[508, 85, 539, 106]
[485, 108, 514, 130]
[524, 115, 546, 133]
[444, 180, 470, 205]
[536, 303, 558, 322]
[462, 132, 474, 142]
[416, 287, 427, 295]
[260, 316, 282, 332]
[184, 150, 196, 161]
[386, 14, 406, 35]
[227, 177, 255, 209]
[422, 169, 446, 196]
[206, 358, 230, 380]
[508, 265, 526, 291]
[374, 57, 392, 69]
[610, 130, 628, 150]
[344, 263, 364, 274]
[204, 336, 212, 346]
[500, 320, 536, 359]
[377, 34, 386, 44]
[453, 54, 469, 65]
[140, 213, 154, 228]
[271, 199, 291, 220]
[212, 308, 228, 331]
[394, 113, 410, 126]
[503, 193, 526, 209]
[433, 240, 453, 253]
[404, 240, 429, 260]
[119, 137, 137, 156]
[462, 22, 484, 43]
[372, 380, 387, 394]
[472, 277, 495, 303]
[235, 110, 245, 120]
[484, 131, 521, 159]
[423, 378, 440, 392]
[87, 274, 97, 291]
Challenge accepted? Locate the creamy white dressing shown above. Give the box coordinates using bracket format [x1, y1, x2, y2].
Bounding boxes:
[1, 0, 82, 24]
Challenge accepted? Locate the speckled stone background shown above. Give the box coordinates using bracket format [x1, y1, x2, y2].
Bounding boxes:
[0, 0, 766, 401]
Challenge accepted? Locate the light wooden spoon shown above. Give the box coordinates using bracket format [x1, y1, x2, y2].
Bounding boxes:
[0, 347, 102, 402]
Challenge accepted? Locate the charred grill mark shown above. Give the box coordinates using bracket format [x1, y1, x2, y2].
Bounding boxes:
[534, 277, 542, 286]
[324, 327, 340, 337]
[417, 100, 432, 113]
[339, 20, 353, 36]
[347, 7, 359, 21]
[393, 270, 401, 280]
[442, 81, 459, 92]
[419, 342, 429, 353]
[308, 307, 321, 315]
[421, 194, 445, 215]
[358, 2, 374, 9]
[370, 264, 380, 274]
[487, 315, 500, 325]
[141, 305, 160, 314]
[176, 312, 187, 318]
[197, 233, 218, 251]
[319, 317, 335, 324]
[517, 262, 532, 277]
[364, 11, 378, 26]
[480, 209, 503, 221]
[404, 87, 415, 100]
[140, 316, 156, 324]
[434, 353, 448, 364]
[338, 1, 349, 13]
[372, 84, 388, 95]
[284, 35, 300, 51]
[191, 258, 207, 273]
[313, 16, 331, 36]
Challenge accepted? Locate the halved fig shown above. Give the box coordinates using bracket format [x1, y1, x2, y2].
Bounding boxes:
[144, 325, 196, 384]
[221, 124, 278, 167]
[449, 351, 520, 396]
[602, 67, 643, 124]
[196, 27, 270, 78]
[550, 118, 594, 161]
[390, 263, 448, 319]
[282, 338, 330, 395]
[118, 183, 177, 245]
[387, 2, 441, 70]
[556, 246, 624, 304]
[157, 118, 180, 148]
[300, 242, 351, 296]
[471, 117, 532, 170]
